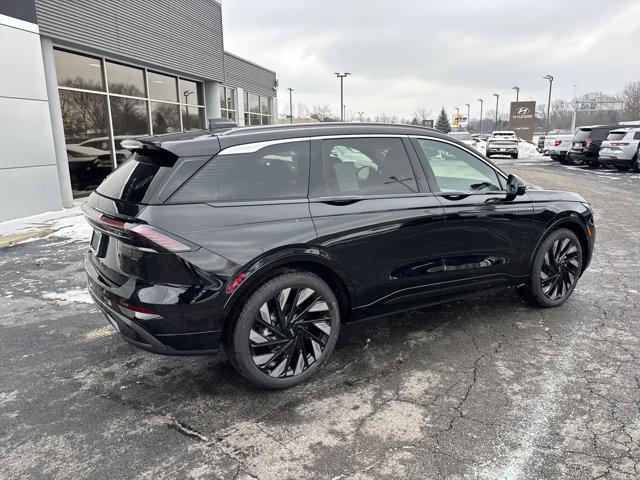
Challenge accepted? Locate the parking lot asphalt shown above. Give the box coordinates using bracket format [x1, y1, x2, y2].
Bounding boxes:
[2, 157, 640, 480]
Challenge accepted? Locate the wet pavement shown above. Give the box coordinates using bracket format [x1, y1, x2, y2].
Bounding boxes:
[2, 157, 640, 479]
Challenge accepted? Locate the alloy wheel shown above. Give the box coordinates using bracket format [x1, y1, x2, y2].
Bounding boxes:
[540, 237, 580, 300]
[249, 287, 332, 378]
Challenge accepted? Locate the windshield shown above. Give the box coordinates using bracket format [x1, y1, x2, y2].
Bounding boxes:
[574, 129, 591, 141]
[607, 132, 626, 141]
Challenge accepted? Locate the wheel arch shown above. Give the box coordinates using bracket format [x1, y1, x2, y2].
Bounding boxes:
[220, 250, 356, 342]
[529, 216, 590, 274]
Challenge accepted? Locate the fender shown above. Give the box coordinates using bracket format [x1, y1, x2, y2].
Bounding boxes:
[220, 245, 357, 323]
[527, 211, 592, 274]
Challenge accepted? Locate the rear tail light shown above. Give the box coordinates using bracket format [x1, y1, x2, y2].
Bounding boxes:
[554, 140, 562, 147]
[610, 142, 629, 146]
[84, 209, 192, 252]
[584, 139, 592, 148]
[110, 296, 157, 315]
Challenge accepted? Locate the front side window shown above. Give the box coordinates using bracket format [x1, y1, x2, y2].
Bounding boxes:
[170, 141, 310, 203]
[417, 139, 503, 193]
[317, 138, 418, 197]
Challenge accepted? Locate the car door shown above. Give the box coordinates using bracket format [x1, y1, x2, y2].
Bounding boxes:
[308, 135, 446, 319]
[411, 136, 540, 298]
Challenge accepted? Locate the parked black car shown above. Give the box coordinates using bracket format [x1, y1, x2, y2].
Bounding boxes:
[567, 125, 623, 167]
[83, 123, 595, 388]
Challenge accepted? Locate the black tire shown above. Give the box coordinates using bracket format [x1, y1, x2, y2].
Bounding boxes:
[520, 228, 583, 308]
[512, 153, 519, 159]
[631, 154, 640, 173]
[615, 165, 630, 172]
[587, 162, 599, 169]
[226, 272, 340, 389]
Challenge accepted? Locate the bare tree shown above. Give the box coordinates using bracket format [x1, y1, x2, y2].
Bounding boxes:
[411, 107, 432, 125]
[308, 104, 339, 122]
[622, 81, 640, 120]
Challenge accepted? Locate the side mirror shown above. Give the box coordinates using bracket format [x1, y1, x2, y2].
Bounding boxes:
[506, 174, 526, 200]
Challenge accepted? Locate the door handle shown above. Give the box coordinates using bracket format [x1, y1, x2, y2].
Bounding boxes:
[440, 193, 470, 201]
[319, 197, 362, 206]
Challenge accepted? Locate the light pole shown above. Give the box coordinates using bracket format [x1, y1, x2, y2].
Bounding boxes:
[571, 84, 577, 131]
[183, 90, 193, 129]
[512, 86, 520, 102]
[543, 74, 554, 134]
[287, 87, 293, 124]
[478, 98, 484, 134]
[465, 103, 470, 131]
[334, 72, 351, 122]
[493, 93, 500, 130]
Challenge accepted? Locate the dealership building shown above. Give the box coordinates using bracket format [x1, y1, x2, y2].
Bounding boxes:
[0, 0, 277, 222]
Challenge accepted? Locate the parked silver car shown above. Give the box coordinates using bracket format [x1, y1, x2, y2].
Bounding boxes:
[598, 127, 640, 172]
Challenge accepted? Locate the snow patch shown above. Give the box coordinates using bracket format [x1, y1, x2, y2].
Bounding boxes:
[43, 289, 93, 304]
[0, 203, 92, 243]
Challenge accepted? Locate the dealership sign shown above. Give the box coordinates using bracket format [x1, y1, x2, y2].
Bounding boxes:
[509, 101, 536, 141]
[452, 114, 468, 128]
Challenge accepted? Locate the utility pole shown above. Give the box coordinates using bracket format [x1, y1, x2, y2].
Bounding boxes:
[287, 87, 293, 124]
[334, 72, 351, 122]
[512, 86, 520, 102]
[571, 84, 577, 131]
[493, 93, 500, 130]
[543, 74, 554, 134]
[478, 98, 484, 134]
[465, 103, 470, 131]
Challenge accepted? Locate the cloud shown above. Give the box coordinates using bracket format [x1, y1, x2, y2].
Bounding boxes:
[221, 0, 640, 119]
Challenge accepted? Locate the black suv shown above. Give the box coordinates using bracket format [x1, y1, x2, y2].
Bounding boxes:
[567, 124, 623, 167]
[83, 123, 595, 389]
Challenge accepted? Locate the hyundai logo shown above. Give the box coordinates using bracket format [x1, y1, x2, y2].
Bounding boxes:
[517, 107, 530, 115]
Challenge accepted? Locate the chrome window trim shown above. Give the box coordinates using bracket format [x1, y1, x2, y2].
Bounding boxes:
[219, 137, 312, 155]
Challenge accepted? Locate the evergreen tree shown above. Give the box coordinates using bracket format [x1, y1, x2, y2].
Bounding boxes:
[435, 108, 451, 133]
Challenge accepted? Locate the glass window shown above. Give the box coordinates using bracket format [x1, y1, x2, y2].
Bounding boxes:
[634, 132, 640, 140]
[260, 96, 270, 115]
[220, 86, 235, 111]
[248, 93, 260, 113]
[148, 72, 178, 102]
[250, 113, 261, 126]
[170, 141, 310, 203]
[58, 90, 110, 194]
[110, 97, 149, 136]
[54, 50, 104, 91]
[179, 78, 202, 105]
[606, 132, 626, 141]
[106, 61, 145, 97]
[181, 105, 205, 130]
[150, 102, 180, 134]
[319, 138, 417, 197]
[417, 139, 503, 192]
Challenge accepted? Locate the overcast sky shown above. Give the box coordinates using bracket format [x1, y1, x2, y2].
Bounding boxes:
[221, 0, 640, 120]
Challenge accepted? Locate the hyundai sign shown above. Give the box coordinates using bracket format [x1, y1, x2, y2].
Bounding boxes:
[509, 101, 536, 141]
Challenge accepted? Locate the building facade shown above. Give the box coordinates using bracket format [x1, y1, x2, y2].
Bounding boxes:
[0, 0, 277, 222]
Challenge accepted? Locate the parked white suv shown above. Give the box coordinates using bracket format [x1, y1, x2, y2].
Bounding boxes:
[598, 127, 640, 172]
[448, 131, 480, 151]
[486, 131, 519, 159]
[544, 132, 574, 163]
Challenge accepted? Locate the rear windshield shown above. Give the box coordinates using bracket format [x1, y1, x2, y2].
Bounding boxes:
[96, 150, 176, 204]
[574, 129, 591, 141]
[607, 132, 626, 141]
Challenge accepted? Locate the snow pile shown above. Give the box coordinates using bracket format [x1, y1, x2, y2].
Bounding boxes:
[0, 203, 92, 243]
[43, 288, 93, 304]
[518, 140, 543, 157]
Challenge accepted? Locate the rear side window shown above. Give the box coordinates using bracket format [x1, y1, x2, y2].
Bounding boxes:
[314, 137, 418, 197]
[170, 141, 310, 203]
[635, 132, 640, 140]
[591, 128, 610, 141]
[574, 129, 591, 141]
[96, 151, 176, 204]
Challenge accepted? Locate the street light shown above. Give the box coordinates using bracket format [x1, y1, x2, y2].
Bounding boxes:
[493, 93, 500, 129]
[334, 72, 351, 122]
[543, 74, 554, 134]
[183, 90, 194, 129]
[478, 98, 484, 134]
[287, 87, 293, 124]
[465, 103, 470, 131]
[512, 86, 520, 102]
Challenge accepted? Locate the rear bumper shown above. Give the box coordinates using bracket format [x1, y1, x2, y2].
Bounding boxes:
[597, 156, 634, 166]
[86, 256, 224, 355]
